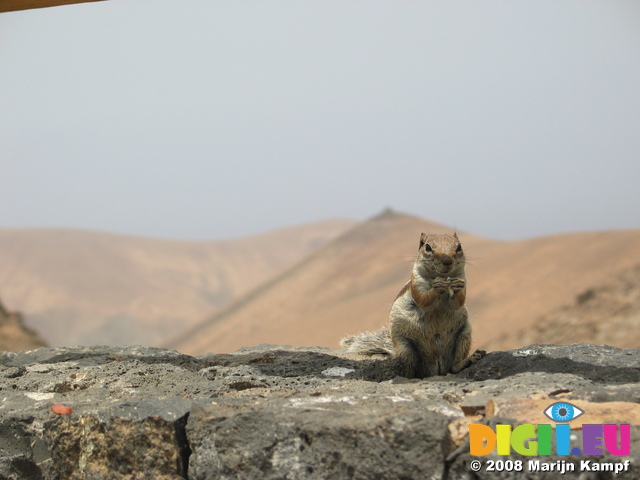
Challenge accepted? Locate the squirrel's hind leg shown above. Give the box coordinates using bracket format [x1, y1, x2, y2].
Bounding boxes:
[393, 336, 435, 378]
[448, 322, 473, 374]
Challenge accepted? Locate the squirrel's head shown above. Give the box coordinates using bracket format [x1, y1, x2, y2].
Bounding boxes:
[416, 232, 465, 276]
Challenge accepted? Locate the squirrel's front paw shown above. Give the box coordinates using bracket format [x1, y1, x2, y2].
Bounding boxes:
[432, 277, 449, 294]
[448, 277, 466, 292]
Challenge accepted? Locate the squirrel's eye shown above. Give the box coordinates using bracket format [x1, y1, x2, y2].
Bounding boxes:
[424, 244, 433, 253]
[456, 244, 463, 253]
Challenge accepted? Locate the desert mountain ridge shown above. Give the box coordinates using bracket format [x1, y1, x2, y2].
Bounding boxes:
[0, 219, 355, 348]
[2, 210, 639, 354]
[167, 209, 640, 355]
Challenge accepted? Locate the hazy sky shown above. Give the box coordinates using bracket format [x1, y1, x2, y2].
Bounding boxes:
[1, 1, 639, 241]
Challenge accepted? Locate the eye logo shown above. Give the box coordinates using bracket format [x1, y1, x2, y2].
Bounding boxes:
[543, 402, 584, 422]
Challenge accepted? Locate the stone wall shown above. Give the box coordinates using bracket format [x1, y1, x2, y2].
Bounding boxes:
[0, 343, 638, 479]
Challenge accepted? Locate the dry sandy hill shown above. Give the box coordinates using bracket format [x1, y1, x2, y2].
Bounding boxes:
[494, 263, 640, 349]
[0, 219, 354, 347]
[470, 229, 640, 350]
[0, 299, 46, 351]
[168, 210, 640, 355]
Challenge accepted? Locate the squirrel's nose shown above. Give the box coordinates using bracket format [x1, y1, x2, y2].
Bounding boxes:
[441, 258, 453, 266]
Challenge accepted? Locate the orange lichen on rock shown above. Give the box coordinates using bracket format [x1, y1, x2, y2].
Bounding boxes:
[51, 404, 73, 415]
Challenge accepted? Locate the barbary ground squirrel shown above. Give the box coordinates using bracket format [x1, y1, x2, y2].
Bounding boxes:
[341, 232, 484, 378]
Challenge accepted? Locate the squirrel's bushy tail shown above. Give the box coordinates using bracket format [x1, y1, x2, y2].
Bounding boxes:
[340, 327, 394, 356]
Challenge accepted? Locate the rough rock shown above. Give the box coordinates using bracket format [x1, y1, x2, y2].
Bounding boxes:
[0, 343, 638, 479]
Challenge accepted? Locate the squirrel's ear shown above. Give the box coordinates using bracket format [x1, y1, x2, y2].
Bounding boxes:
[453, 232, 459, 240]
[419, 233, 428, 250]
